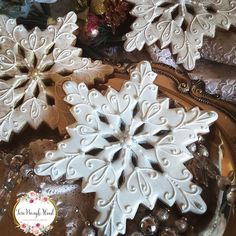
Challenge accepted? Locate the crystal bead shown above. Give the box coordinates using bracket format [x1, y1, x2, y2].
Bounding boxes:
[140, 216, 159, 235]
[10, 155, 25, 170]
[187, 143, 197, 153]
[175, 218, 188, 233]
[197, 135, 205, 143]
[155, 208, 169, 221]
[3, 181, 14, 192]
[226, 185, 236, 206]
[20, 164, 33, 177]
[0, 208, 6, 216]
[198, 144, 209, 157]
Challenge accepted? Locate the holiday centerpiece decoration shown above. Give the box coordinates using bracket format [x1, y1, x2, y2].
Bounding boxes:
[0, 11, 113, 142]
[35, 61, 217, 236]
[124, 0, 236, 70]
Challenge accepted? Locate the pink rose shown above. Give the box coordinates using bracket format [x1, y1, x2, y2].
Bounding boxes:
[32, 226, 41, 236]
[43, 197, 48, 202]
[20, 223, 27, 229]
[36, 223, 40, 227]
[29, 191, 36, 196]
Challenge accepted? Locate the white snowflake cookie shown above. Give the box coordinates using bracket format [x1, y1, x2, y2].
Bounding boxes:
[0, 12, 113, 141]
[35, 61, 218, 236]
[124, 0, 236, 70]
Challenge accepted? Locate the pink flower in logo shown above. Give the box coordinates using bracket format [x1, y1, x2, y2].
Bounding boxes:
[43, 196, 48, 202]
[29, 199, 34, 203]
[32, 227, 41, 236]
[16, 191, 56, 235]
[20, 223, 27, 229]
[29, 191, 36, 197]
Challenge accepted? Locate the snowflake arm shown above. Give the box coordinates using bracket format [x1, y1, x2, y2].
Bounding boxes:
[124, 0, 236, 70]
[35, 61, 217, 236]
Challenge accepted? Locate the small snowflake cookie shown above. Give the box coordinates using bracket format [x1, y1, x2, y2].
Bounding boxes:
[124, 0, 236, 70]
[0, 11, 113, 141]
[35, 61, 218, 236]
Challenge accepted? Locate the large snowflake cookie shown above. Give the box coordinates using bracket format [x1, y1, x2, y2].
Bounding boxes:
[124, 0, 236, 70]
[35, 61, 218, 236]
[0, 12, 113, 141]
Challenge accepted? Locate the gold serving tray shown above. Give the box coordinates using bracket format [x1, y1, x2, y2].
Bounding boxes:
[0, 62, 235, 236]
[108, 62, 236, 235]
